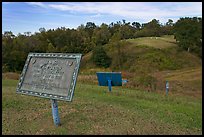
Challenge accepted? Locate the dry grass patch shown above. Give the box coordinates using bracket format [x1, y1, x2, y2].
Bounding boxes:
[2, 72, 20, 80]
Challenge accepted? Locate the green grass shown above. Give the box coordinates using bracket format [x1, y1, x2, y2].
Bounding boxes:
[2, 79, 202, 135]
[126, 35, 177, 49]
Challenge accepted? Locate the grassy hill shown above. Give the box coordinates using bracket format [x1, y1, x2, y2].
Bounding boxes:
[80, 35, 202, 95]
[2, 79, 202, 135]
[81, 35, 201, 71]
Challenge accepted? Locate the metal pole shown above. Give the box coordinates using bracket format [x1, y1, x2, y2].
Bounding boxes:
[108, 79, 112, 92]
[51, 99, 61, 126]
[166, 80, 169, 96]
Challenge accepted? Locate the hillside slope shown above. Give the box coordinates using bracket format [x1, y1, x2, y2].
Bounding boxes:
[79, 35, 202, 96]
[81, 35, 201, 72]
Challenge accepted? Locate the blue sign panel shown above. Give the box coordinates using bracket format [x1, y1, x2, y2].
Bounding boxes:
[96, 72, 122, 87]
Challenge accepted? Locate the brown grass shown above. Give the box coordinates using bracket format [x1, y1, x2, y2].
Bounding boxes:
[2, 72, 20, 80]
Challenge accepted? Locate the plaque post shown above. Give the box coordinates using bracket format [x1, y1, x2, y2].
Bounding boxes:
[16, 53, 82, 127]
[51, 99, 61, 126]
[108, 79, 112, 92]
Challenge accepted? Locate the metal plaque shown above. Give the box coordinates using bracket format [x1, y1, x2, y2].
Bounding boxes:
[16, 53, 82, 101]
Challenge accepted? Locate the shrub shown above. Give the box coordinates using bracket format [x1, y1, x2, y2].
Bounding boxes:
[138, 75, 157, 92]
[92, 46, 112, 68]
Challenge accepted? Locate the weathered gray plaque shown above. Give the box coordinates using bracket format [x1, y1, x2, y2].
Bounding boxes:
[16, 53, 82, 101]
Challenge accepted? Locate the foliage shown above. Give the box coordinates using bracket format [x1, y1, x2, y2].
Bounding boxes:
[173, 17, 202, 58]
[135, 19, 162, 37]
[91, 46, 112, 68]
[92, 23, 111, 45]
[138, 75, 157, 91]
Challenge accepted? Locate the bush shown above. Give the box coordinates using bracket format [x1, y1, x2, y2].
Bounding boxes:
[138, 75, 157, 92]
[92, 46, 112, 68]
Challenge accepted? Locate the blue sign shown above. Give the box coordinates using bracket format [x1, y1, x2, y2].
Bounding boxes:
[96, 72, 123, 92]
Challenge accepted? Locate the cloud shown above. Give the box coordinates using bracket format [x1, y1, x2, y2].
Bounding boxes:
[25, 2, 202, 23]
[26, 2, 47, 8]
[90, 13, 103, 18]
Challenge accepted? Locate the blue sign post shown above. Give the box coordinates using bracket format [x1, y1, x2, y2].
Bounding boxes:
[166, 80, 169, 96]
[51, 99, 60, 126]
[108, 79, 112, 92]
[96, 72, 127, 92]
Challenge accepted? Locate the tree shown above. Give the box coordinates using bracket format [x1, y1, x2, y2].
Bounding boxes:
[3, 31, 15, 38]
[92, 46, 111, 68]
[47, 42, 56, 52]
[92, 23, 111, 45]
[39, 27, 46, 33]
[135, 19, 162, 37]
[109, 32, 127, 69]
[2, 31, 28, 72]
[24, 31, 31, 36]
[161, 19, 174, 35]
[85, 22, 97, 38]
[119, 23, 135, 39]
[2, 31, 16, 72]
[166, 19, 173, 26]
[132, 22, 141, 30]
[174, 17, 202, 58]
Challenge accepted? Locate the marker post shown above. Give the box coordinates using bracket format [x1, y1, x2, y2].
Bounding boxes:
[166, 80, 169, 96]
[108, 79, 112, 92]
[51, 99, 61, 126]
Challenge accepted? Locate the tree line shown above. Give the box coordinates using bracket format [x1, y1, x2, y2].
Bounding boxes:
[2, 17, 202, 72]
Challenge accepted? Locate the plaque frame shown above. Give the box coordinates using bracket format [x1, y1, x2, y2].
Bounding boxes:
[16, 53, 82, 102]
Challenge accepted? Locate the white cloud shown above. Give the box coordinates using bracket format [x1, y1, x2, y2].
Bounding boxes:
[26, 2, 202, 23]
[90, 13, 103, 18]
[26, 2, 47, 8]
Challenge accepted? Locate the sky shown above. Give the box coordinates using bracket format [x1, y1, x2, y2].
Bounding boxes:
[2, 2, 202, 35]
